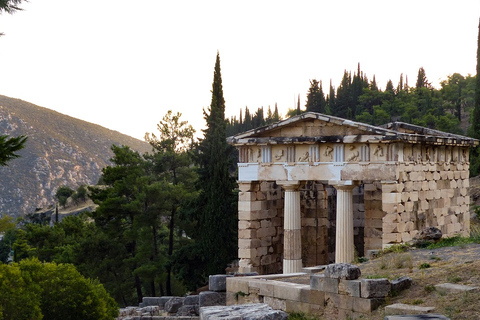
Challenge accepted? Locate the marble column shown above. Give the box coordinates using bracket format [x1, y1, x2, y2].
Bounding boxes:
[332, 181, 357, 264]
[279, 181, 302, 273]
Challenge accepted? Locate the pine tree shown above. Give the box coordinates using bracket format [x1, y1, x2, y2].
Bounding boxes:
[196, 52, 237, 276]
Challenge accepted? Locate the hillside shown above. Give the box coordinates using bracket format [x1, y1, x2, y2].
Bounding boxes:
[0, 95, 151, 217]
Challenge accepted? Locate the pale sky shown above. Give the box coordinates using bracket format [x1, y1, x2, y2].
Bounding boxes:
[0, 1, 479, 140]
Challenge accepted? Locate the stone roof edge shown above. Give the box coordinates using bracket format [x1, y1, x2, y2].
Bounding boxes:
[226, 112, 479, 147]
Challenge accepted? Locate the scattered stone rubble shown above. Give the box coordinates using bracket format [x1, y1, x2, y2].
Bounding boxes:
[117, 274, 285, 320]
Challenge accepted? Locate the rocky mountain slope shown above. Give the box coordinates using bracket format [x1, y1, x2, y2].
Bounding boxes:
[0, 95, 151, 217]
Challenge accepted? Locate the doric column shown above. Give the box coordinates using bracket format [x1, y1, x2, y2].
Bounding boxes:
[278, 181, 302, 273]
[332, 181, 357, 263]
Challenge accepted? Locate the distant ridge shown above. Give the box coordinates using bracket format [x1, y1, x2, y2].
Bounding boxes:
[0, 95, 151, 217]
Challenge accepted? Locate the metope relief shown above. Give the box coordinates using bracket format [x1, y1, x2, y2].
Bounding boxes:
[346, 145, 360, 162]
[322, 145, 334, 162]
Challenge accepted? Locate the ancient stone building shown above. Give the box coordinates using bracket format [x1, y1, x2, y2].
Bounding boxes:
[227, 112, 478, 275]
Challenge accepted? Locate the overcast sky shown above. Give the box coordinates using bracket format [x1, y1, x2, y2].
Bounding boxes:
[0, 1, 479, 140]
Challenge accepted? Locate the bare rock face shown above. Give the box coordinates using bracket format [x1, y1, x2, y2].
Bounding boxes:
[0, 95, 150, 217]
[416, 226, 442, 241]
[324, 263, 361, 280]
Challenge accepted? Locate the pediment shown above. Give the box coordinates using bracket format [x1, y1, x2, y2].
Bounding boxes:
[227, 112, 478, 147]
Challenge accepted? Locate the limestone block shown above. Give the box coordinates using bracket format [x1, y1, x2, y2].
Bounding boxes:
[461, 170, 469, 179]
[238, 229, 257, 239]
[413, 181, 422, 191]
[420, 200, 429, 211]
[425, 171, 433, 180]
[383, 222, 398, 233]
[382, 192, 401, 204]
[324, 292, 354, 311]
[383, 204, 398, 215]
[310, 274, 339, 293]
[390, 276, 413, 293]
[447, 171, 454, 179]
[338, 279, 361, 297]
[200, 303, 288, 320]
[256, 191, 266, 201]
[384, 303, 435, 315]
[239, 239, 261, 249]
[256, 246, 268, 256]
[238, 248, 256, 259]
[184, 295, 199, 306]
[433, 171, 440, 180]
[405, 221, 415, 232]
[404, 181, 414, 192]
[360, 279, 391, 298]
[226, 278, 249, 294]
[463, 178, 470, 188]
[238, 182, 259, 192]
[177, 304, 197, 316]
[421, 181, 429, 191]
[401, 232, 412, 242]
[238, 210, 260, 221]
[260, 219, 272, 228]
[404, 201, 414, 213]
[256, 227, 277, 239]
[324, 263, 361, 280]
[263, 296, 287, 311]
[239, 191, 256, 201]
[426, 190, 435, 200]
[454, 171, 461, 179]
[383, 213, 398, 223]
[383, 233, 401, 244]
[352, 297, 384, 313]
[199, 291, 226, 307]
[164, 297, 185, 313]
[209, 275, 232, 292]
[397, 203, 405, 213]
[273, 283, 305, 301]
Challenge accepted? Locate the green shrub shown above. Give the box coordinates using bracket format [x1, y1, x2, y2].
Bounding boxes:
[419, 263, 431, 269]
[0, 258, 118, 320]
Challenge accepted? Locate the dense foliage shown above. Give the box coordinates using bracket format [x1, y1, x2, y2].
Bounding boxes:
[0, 258, 118, 320]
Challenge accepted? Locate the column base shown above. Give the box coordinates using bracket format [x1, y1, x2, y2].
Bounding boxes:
[283, 259, 302, 274]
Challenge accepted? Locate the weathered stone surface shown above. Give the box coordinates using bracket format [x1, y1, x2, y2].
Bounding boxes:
[416, 227, 442, 241]
[177, 304, 198, 316]
[199, 291, 226, 307]
[324, 263, 361, 280]
[209, 275, 232, 292]
[434, 283, 479, 293]
[184, 295, 200, 305]
[142, 297, 164, 307]
[385, 315, 450, 320]
[164, 297, 185, 313]
[338, 279, 361, 297]
[385, 303, 435, 315]
[310, 274, 339, 293]
[391, 276, 413, 293]
[199, 303, 288, 320]
[361, 278, 391, 298]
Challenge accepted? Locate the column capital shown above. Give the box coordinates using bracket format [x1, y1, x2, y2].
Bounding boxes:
[277, 180, 301, 191]
[330, 180, 359, 190]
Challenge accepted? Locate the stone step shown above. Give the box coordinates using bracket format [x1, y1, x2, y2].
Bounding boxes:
[385, 303, 435, 315]
[434, 283, 479, 293]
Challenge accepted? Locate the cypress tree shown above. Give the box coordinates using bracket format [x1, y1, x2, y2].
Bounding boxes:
[469, 18, 480, 176]
[196, 52, 237, 276]
[472, 18, 480, 140]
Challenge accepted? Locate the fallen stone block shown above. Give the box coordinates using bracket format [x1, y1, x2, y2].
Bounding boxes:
[157, 296, 176, 308]
[338, 279, 361, 297]
[385, 315, 450, 320]
[165, 296, 185, 313]
[434, 283, 479, 293]
[391, 276, 413, 293]
[199, 303, 288, 320]
[385, 303, 435, 315]
[209, 274, 232, 292]
[324, 263, 361, 280]
[361, 278, 391, 298]
[199, 291, 226, 307]
[302, 265, 326, 274]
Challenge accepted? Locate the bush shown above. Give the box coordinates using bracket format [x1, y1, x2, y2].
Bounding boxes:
[0, 259, 118, 320]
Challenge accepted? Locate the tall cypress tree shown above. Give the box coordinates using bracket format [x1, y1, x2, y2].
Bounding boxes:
[469, 18, 480, 176]
[196, 52, 237, 276]
[472, 18, 480, 140]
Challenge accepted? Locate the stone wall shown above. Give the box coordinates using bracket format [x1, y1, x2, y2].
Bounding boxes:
[380, 161, 470, 247]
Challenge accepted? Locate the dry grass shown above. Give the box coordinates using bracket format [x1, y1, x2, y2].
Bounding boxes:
[358, 244, 480, 320]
